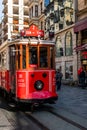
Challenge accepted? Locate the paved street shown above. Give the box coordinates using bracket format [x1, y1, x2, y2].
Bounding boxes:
[0, 85, 87, 129]
[55, 85, 87, 119]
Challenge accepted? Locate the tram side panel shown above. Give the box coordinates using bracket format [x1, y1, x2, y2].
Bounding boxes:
[16, 71, 27, 99]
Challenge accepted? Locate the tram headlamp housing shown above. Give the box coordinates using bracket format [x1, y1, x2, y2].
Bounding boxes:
[34, 80, 44, 90]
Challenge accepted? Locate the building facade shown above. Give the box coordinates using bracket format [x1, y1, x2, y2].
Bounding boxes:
[74, 0, 87, 72]
[0, 0, 45, 44]
[45, 0, 77, 81]
[28, 0, 45, 30]
[0, 0, 30, 44]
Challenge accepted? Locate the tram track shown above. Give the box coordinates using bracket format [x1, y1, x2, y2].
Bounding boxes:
[23, 105, 87, 130]
[24, 112, 50, 130]
[48, 109, 87, 130]
[1, 97, 87, 130]
[0, 98, 50, 130]
[4, 107, 87, 130]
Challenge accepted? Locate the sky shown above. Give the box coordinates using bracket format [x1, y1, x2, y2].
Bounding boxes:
[0, 0, 3, 22]
[45, 0, 50, 6]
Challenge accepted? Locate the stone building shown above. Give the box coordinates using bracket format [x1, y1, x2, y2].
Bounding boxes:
[45, 0, 77, 81]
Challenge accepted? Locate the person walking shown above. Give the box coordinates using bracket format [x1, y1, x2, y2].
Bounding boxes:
[79, 67, 86, 89]
[56, 69, 63, 91]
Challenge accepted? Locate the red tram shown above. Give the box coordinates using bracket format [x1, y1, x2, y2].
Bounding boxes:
[0, 24, 58, 106]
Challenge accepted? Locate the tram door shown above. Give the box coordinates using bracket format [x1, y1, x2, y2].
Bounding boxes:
[9, 45, 16, 93]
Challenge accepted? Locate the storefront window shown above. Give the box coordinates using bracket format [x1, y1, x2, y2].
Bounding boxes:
[65, 61, 73, 80]
[65, 31, 72, 56]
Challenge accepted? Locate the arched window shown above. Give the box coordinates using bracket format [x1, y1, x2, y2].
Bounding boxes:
[65, 31, 72, 56]
[56, 36, 63, 57]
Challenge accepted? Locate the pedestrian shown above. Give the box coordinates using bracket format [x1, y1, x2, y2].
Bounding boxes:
[79, 67, 86, 89]
[56, 69, 63, 91]
[78, 67, 83, 85]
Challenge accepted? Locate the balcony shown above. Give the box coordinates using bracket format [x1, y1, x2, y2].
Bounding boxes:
[3, 24, 8, 31]
[2, 0, 7, 5]
[2, 4, 8, 13]
[2, 15, 8, 23]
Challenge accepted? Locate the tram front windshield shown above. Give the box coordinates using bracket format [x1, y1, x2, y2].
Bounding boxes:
[29, 46, 54, 69]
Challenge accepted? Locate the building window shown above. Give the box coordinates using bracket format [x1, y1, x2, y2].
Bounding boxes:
[56, 36, 63, 57]
[35, 5, 38, 17]
[40, 2, 43, 14]
[82, 29, 87, 40]
[41, 21, 43, 30]
[32, 6, 33, 17]
[29, 9, 31, 19]
[65, 61, 73, 80]
[65, 31, 72, 56]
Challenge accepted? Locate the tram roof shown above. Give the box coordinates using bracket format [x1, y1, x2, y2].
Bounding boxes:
[9, 38, 55, 46]
[0, 38, 55, 51]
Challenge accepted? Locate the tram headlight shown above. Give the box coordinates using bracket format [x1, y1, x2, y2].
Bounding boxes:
[34, 80, 44, 90]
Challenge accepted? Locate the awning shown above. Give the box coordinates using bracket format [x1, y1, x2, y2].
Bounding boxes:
[74, 44, 87, 51]
[74, 18, 87, 33]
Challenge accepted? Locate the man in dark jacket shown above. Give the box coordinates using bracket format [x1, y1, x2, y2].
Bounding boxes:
[56, 69, 63, 91]
[79, 68, 86, 89]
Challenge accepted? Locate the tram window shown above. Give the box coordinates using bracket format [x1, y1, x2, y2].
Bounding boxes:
[9, 46, 16, 74]
[40, 47, 48, 68]
[22, 45, 26, 69]
[29, 47, 37, 64]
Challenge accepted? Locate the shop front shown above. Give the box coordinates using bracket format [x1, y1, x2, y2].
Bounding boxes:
[74, 18, 87, 71]
[81, 51, 87, 71]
